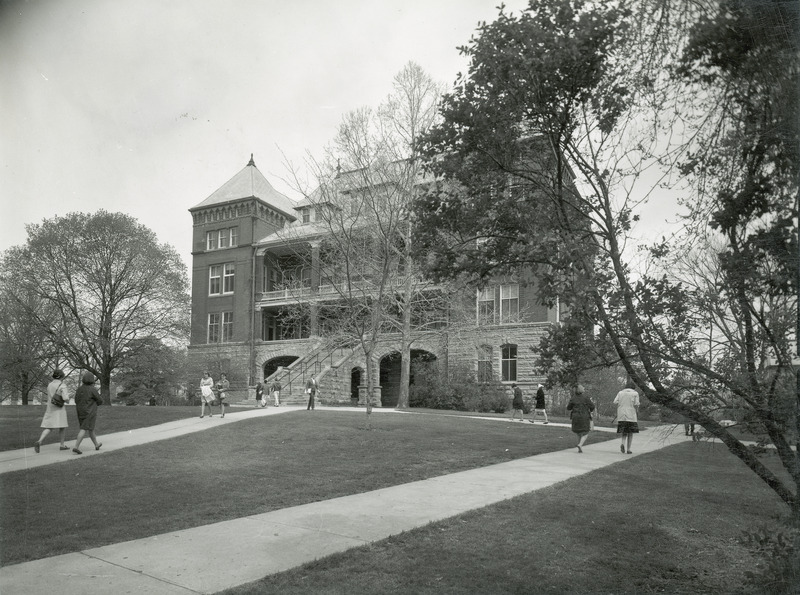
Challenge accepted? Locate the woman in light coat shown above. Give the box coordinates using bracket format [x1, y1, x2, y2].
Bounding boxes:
[199, 371, 215, 418]
[614, 380, 640, 454]
[34, 368, 71, 453]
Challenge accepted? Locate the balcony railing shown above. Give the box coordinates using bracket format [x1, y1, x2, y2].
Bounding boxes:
[258, 278, 430, 305]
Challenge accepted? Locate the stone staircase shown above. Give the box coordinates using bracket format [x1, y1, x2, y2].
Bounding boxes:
[264, 341, 358, 406]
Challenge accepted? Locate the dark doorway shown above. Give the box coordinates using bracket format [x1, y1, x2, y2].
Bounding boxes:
[379, 350, 436, 407]
[262, 356, 299, 382]
[350, 367, 362, 404]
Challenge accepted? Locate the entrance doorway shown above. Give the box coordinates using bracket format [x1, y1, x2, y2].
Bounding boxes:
[379, 349, 436, 407]
[350, 367, 362, 404]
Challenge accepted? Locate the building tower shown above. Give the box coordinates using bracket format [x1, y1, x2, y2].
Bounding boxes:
[188, 155, 296, 385]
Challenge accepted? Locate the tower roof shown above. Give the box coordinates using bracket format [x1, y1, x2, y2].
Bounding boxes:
[190, 155, 297, 218]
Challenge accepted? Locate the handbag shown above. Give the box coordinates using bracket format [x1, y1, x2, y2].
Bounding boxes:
[51, 381, 65, 407]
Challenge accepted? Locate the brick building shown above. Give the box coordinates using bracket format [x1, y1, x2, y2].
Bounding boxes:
[187, 156, 557, 406]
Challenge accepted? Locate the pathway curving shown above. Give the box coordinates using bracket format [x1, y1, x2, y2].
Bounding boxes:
[0, 408, 687, 594]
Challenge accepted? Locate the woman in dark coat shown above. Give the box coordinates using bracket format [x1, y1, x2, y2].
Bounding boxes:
[566, 385, 595, 453]
[73, 372, 103, 454]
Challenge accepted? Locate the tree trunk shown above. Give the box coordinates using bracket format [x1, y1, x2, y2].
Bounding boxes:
[100, 370, 112, 406]
[363, 344, 374, 417]
[396, 279, 413, 409]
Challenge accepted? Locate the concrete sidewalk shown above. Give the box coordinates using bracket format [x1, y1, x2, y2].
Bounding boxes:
[0, 410, 687, 594]
[0, 405, 320, 474]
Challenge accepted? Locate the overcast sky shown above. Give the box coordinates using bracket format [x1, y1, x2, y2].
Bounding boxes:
[1, 0, 681, 280]
[1, 0, 537, 274]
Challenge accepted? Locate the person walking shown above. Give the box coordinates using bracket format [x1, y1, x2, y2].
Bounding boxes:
[199, 371, 215, 418]
[614, 380, 640, 454]
[510, 384, 525, 421]
[216, 373, 229, 418]
[567, 384, 595, 453]
[305, 374, 318, 410]
[530, 384, 549, 424]
[271, 378, 282, 407]
[255, 382, 265, 407]
[34, 368, 71, 453]
[72, 372, 103, 454]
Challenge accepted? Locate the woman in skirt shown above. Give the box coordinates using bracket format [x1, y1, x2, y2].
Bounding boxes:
[614, 380, 640, 454]
[34, 368, 71, 453]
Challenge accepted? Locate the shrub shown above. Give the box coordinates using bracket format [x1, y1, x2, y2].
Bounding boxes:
[410, 362, 508, 413]
[741, 525, 800, 594]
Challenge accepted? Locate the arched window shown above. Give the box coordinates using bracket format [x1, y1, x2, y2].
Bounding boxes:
[477, 345, 493, 382]
[501, 344, 517, 382]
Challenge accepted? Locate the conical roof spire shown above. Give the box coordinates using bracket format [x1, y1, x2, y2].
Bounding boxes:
[189, 155, 296, 218]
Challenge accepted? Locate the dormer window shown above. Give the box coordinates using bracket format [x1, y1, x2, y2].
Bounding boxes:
[302, 208, 311, 224]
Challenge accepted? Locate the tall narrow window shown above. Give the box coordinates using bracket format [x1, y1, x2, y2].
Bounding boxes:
[222, 263, 235, 293]
[501, 344, 517, 382]
[206, 232, 218, 251]
[219, 229, 230, 249]
[229, 227, 238, 247]
[500, 284, 519, 323]
[221, 311, 234, 342]
[477, 345, 493, 382]
[209, 265, 222, 295]
[208, 313, 221, 343]
[477, 287, 495, 324]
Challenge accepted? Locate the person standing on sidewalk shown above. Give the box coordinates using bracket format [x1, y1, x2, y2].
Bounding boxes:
[614, 380, 640, 454]
[510, 384, 525, 421]
[34, 368, 71, 453]
[199, 371, 215, 418]
[72, 372, 102, 455]
[305, 375, 318, 410]
[567, 384, 595, 453]
[271, 378, 282, 407]
[216, 373, 229, 418]
[530, 384, 549, 424]
[255, 382, 265, 407]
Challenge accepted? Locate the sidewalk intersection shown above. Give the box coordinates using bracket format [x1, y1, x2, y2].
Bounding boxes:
[0, 408, 687, 594]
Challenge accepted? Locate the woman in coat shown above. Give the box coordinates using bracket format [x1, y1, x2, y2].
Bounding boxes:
[72, 372, 103, 454]
[614, 380, 640, 454]
[199, 371, 215, 418]
[34, 368, 71, 453]
[567, 385, 595, 453]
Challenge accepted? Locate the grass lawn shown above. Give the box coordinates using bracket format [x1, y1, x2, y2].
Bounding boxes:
[221, 444, 794, 595]
[0, 409, 613, 566]
[0, 405, 206, 452]
[1, 407, 794, 593]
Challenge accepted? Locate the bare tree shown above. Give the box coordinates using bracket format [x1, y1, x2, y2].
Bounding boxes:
[282, 63, 446, 412]
[0, 250, 60, 404]
[7, 211, 190, 404]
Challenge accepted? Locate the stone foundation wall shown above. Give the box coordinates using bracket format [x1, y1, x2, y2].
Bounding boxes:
[446, 323, 551, 395]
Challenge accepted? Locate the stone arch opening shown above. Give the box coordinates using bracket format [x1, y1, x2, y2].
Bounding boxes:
[350, 367, 363, 404]
[262, 356, 299, 382]
[379, 349, 437, 407]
